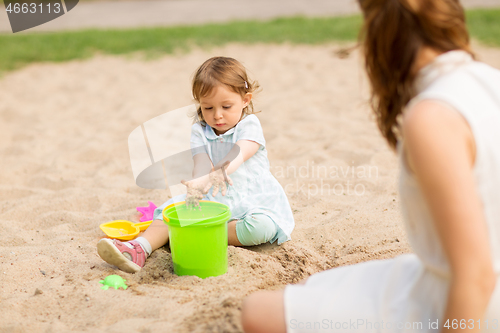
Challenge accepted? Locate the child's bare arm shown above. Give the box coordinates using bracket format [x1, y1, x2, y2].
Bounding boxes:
[213, 140, 260, 175]
[204, 140, 259, 196]
[183, 140, 260, 198]
[192, 153, 213, 179]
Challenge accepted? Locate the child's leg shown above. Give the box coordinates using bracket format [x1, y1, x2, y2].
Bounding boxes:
[132, 194, 188, 252]
[229, 213, 278, 246]
[97, 195, 186, 273]
[97, 221, 169, 273]
[97, 238, 148, 273]
[228, 220, 243, 246]
[139, 219, 169, 251]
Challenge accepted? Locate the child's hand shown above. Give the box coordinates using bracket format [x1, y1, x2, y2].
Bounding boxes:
[182, 161, 233, 204]
[185, 186, 204, 210]
[182, 175, 210, 192]
[181, 176, 209, 210]
[207, 161, 233, 196]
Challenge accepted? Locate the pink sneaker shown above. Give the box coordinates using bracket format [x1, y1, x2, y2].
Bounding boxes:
[97, 239, 146, 273]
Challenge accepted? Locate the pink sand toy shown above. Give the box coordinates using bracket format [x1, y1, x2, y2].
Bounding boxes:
[136, 201, 157, 222]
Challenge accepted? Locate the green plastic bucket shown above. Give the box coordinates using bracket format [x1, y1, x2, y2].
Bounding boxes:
[163, 201, 230, 278]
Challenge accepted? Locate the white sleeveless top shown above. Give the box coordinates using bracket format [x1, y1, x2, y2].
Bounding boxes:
[401, 50, 500, 321]
[283, 51, 500, 333]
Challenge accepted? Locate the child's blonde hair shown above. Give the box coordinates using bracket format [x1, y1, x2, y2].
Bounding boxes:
[192, 57, 260, 125]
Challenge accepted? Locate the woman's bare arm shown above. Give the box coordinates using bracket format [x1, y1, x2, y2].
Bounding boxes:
[403, 100, 496, 332]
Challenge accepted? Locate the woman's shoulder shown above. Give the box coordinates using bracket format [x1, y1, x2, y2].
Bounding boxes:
[416, 62, 500, 115]
[423, 60, 500, 95]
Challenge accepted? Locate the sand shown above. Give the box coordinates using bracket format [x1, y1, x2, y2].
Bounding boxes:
[1, 42, 500, 332]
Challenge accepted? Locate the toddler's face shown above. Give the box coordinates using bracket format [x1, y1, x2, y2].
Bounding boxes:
[200, 85, 252, 135]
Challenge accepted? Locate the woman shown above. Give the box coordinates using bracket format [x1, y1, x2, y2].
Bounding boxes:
[241, 0, 500, 332]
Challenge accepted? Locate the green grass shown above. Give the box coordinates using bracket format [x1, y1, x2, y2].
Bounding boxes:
[0, 8, 499, 73]
[0, 15, 362, 73]
[466, 8, 500, 47]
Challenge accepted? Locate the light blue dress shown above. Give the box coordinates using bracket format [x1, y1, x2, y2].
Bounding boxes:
[153, 114, 294, 245]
